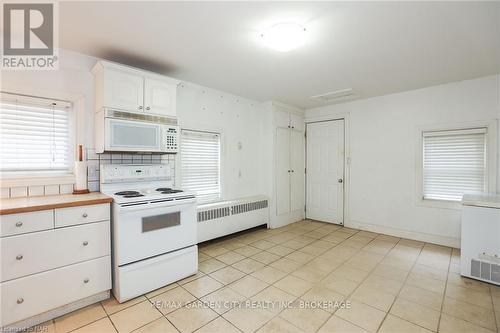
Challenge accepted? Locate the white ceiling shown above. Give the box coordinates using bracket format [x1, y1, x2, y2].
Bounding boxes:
[59, 1, 500, 109]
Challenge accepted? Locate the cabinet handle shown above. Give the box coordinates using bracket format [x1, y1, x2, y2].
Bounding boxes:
[83, 278, 90, 284]
[138, 106, 143, 110]
[16, 255, 23, 261]
[288, 170, 291, 173]
[83, 241, 89, 246]
[146, 106, 150, 110]
[292, 126, 295, 129]
[17, 298, 24, 304]
[82, 213, 88, 218]
[15, 222, 23, 227]
[291, 170, 295, 173]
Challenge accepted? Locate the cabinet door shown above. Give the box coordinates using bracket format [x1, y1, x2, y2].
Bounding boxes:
[103, 69, 144, 112]
[275, 110, 290, 128]
[290, 113, 305, 132]
[276, 128, 291, 215]
[144, 78, 177, 116]
[290, 129, 304, 212]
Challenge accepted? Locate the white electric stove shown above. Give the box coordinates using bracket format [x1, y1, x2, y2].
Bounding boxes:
[100, 164, 198, 303]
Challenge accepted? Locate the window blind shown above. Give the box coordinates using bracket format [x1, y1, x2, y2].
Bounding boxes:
[423, 128, 487, 201]
[0, 93, 72, 173]
[181, 129, 221, 202]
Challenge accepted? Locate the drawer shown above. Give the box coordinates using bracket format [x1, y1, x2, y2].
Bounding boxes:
[1, 221, 110, 282]
[55, 203, 110, 227]
[1, 256, 111, 326]
[0, 211, 53, 237]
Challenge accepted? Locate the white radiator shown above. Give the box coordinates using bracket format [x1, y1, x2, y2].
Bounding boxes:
[197, 195, 269, 242]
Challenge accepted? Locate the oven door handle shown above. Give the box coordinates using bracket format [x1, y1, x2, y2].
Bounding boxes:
[116, 199, 196, 212]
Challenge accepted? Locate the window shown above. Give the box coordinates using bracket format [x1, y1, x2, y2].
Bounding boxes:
[0, 93, 73, 174]
[423, 128, 487, 202]
[181, 129, 221, 203]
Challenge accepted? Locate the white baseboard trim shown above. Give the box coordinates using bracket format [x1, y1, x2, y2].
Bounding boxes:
[270, 210, 305, 229]
[346, 219, 460, 248]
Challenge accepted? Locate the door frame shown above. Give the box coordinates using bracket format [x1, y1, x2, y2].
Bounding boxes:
[305, 113, 350, 225]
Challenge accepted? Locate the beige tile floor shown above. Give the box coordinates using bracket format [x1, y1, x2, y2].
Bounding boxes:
[36, 220, 500, 333]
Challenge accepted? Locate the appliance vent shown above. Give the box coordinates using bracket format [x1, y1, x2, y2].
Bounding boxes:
[105, 109, 178, 125]
[198, 207, 230, 222]
[197, 199, 268, 222]
[471, 259, 500, 283]
[310, 88, 358, 103]
[232, 200, 268, 215]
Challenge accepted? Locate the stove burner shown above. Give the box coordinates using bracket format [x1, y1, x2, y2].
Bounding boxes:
[161, 189, 183, 194]
[156, 188, 172, 192]
[123, 194, 145, 198]
[115, 191, 140, 196]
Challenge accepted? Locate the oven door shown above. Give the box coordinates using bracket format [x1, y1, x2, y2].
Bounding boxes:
[105, 117, 162, 152]
[114, 201, 197, 266]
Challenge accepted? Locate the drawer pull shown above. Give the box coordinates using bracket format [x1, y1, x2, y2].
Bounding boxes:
[17, 298, 24, 304]
[16, 255, 23, 261]
[83, 241, 89, 246]
[83, 278, 90, 284]
[15, 222, 23, 227]
[82, 213, 88, 218]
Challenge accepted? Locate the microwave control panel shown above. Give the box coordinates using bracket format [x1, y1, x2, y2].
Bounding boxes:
[163, 126, 179, 153]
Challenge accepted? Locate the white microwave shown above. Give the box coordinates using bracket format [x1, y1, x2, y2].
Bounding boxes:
[95, 109, 179, 153]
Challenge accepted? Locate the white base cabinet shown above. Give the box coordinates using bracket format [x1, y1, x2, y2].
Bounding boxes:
[0, 203, 112, 329]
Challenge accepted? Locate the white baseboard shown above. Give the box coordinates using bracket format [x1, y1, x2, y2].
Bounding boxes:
[270, 210, 304, 229]
[347, 219, 460, 248]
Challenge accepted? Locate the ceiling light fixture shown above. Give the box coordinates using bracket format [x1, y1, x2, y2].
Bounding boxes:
[260, 22, 307, 52]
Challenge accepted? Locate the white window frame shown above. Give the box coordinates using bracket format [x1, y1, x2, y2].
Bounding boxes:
[416, 120, 497, 210]
[180, 128, 224, 204]
[0, 92, 76, 182]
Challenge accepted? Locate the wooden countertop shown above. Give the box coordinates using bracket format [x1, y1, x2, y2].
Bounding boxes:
[0, 192, 113, 215]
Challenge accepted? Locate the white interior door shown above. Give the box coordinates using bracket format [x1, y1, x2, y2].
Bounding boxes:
[306, 120, 345, 224]
[290, 129, 304, 212]
[276, 127, 291, 215]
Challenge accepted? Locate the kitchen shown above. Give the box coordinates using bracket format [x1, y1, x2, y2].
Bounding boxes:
[1, 2, 500, 333]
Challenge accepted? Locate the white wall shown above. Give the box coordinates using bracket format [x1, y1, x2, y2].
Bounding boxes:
[0, 49, 270, 201]
[305, 75, 500, 247]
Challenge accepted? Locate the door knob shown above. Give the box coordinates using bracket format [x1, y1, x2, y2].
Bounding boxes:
[338, 178, 343, 183]
[82, 213, 88, 218]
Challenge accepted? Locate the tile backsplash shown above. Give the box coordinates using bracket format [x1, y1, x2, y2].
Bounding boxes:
[85, 149, 176, 192]
[0, 149, 176, 198]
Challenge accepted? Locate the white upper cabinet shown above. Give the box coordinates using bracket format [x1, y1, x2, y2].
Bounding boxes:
[93, 61, 179, 117]
[274, 108, 305, 131]
[290, 113, 305, 132]
[144, 77, 177, 116]
[103, 69, 144, 112]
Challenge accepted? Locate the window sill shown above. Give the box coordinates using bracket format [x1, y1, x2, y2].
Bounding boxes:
[417, 198, 462, 211]
[0, 173, 75, 188]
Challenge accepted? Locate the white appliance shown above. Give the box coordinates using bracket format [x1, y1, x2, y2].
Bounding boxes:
[100, 164, 198, 302]
[461, 193, 500, 285]
[95, 109, 179, 153]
